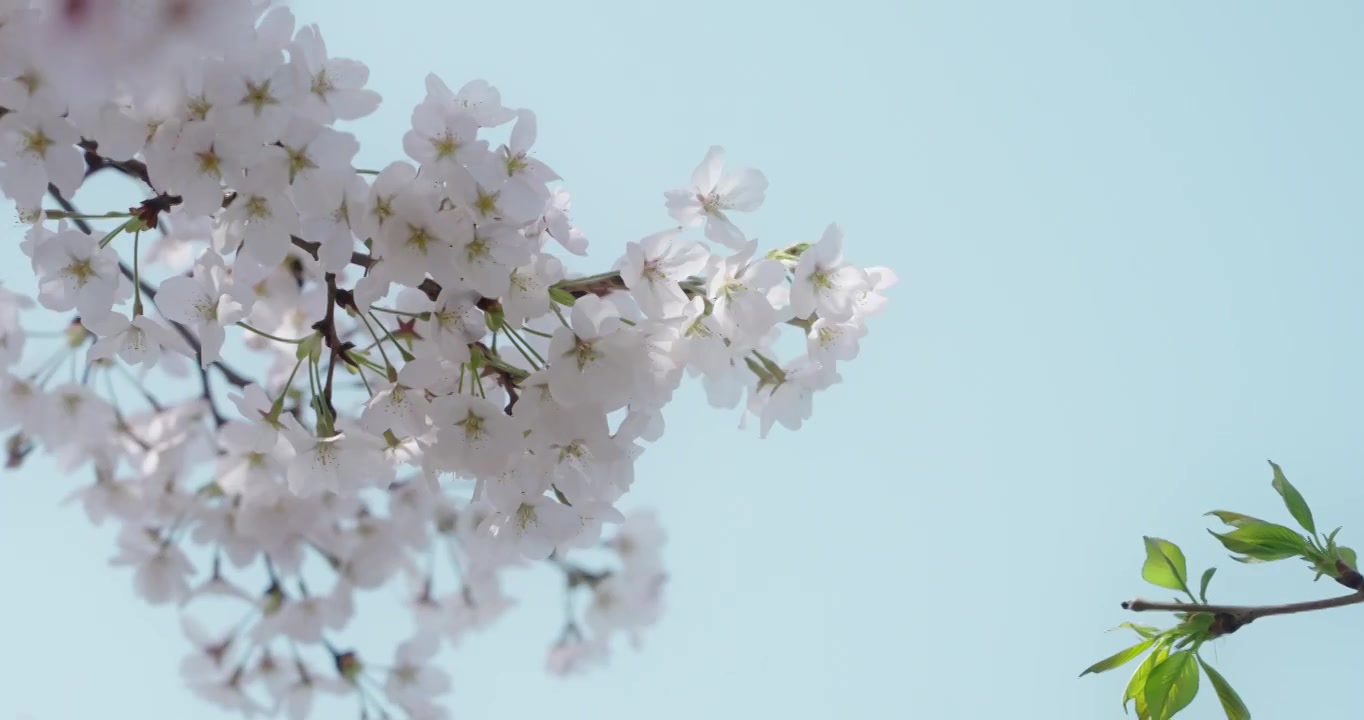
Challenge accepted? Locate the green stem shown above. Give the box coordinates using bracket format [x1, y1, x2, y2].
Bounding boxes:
[46, 210, 133, 220]
[131, 230, 143, 317]
[369, 305, 426, 319]
[97, 218, 136, 249]
[272, 354, 307, 411]
[368, 311, 414, 363]
[356, 311, 395, 372]
[550, 304, 571, 329]
[502, 325, 544, 370]
[347, 350, 387, 374]
[473, 344, 531, 382]
[237, 322, 307, 344]
[308, 355, 331, 434]
[355, 363, 374, 397]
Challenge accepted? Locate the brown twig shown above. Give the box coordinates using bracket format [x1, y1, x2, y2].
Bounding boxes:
[80, 139, 154, 185]
[1123, 591, 1364, 625]
[83, 149, 648, 307]
[313, 273, 359, 422]
[45, 184, 250, 430]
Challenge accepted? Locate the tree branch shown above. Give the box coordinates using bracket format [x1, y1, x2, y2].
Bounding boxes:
[313, 273, 359, 423]
[68, 144, 816, 420]
[1123, 590, 1364, 624]
[80, 139, 152, 185]
[45, 185, 252, 402]
[80, 147, 729, 310]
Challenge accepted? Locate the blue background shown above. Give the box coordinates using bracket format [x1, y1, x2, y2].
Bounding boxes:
[3, 1, 1364, 718]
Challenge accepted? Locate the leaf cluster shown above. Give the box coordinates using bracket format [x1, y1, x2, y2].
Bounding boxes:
[1081, 461, 1355, 719]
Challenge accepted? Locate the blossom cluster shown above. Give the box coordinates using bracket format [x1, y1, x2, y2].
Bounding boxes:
[0, 1, 894, 717]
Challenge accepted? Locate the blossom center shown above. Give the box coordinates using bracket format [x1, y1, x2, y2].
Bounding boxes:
[473, 187, 500, 217]
[15, 70, 40, 96]
[242, 80, 278, 115]
[698, 191, 724, 213]
[22, 129, 52, 158]
[63, 258, 96, 286]
[466, 233, 490, 263]
[285, 146, 316, 182]
[196, 148, 221, 177]
[504, 150, 528, 176]
[455, 409, 485, 441]
[571, 336, 599, 371]
[186, 95, 212, 121]
[515, 502, 537, 529]
[432, 133, 460, 159]
[311, 69, 335, 99]
[244, 195, 271, 220]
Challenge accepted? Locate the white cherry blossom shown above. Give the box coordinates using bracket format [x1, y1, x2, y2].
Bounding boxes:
[665, 145, 767, 249]
[33, 228, 121, 321]
[618, 228, 709, 320]
[155, 249, 244, 366]
[789, 223, 869, 322]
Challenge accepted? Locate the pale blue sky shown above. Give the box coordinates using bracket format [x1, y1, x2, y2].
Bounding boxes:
[4, 1, 1364, 718]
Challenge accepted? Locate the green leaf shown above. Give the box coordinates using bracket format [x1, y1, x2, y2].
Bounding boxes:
[1339, 546, 1358, 570]
[484, 308, 504, 332]
[548, 287, 576, 306]
[1125, 641, 1170, 716]
[295, 332, 322, 360]
[1205, 510, 1271, 529]
[744, 357, 774, 386]
[1142, 537, 1192, 596]
[1269, 460, 1315, 535]
[1209, 524, 1310, 562]
[1177, 613, 1214, 638]
[1198, 567, 1216, 604]
[756, 352, 785, 379]
[1198, 657, 1251, 720]
[1080, 638, 1156, 677]
[1145, 649, 1200, 720]
[1113, 622, 1164, 640]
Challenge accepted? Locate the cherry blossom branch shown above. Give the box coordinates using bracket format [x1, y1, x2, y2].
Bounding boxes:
[80, 139, 152, 184]
[316, 273, 355, 420]
[78, 147, 774, 312]
[49, 160, 253, 389]
[43, 182, 248, 433]
[0, 7, 891, 717]
[113, 261, 253, 388]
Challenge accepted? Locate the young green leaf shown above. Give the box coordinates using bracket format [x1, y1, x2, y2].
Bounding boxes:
[1205, 510, 1271, 529]
[1268, 460, 1315, 535]
[1197, 657, 1251, 720]
[1145, 649, 1201, 720]
[1142, 537, 1193, 597]
[1177, 612, 1215, 639]
[1125, 640, 1170, 717]
[1209, 524, 1310, 562]
[548, 287, 577, 306]
[1338, 546, 1358, 570]
[1113, 622, 1164, 640]
[1198, 567, 1216, 604]
[1080, 638, 1156, 677]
